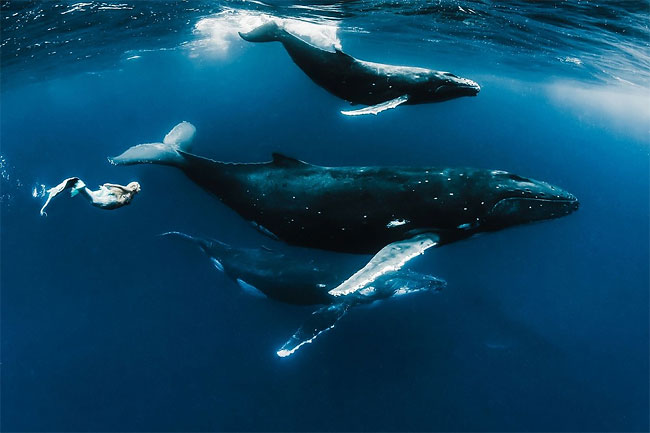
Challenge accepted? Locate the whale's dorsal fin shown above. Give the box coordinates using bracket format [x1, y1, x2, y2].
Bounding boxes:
[334, 48, 356, 65]
[271, 153, 308, 167]
[334, 48, 350, 58]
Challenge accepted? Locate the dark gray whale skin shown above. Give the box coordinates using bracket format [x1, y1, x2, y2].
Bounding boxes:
[239, 22, 480, 107]
[134, 150, 579, 254]
[165, 231, 340, 304]
[163, 232, 445, 306]
[163, 231, 447, 357]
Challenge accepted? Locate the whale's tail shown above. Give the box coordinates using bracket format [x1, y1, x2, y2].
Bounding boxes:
[239, 21, 285, 43]
[109, 121, 196, 167]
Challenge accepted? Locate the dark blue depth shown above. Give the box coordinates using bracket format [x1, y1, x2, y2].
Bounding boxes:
[1, 2, 649, 431]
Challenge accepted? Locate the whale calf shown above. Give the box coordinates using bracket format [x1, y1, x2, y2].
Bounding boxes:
[163, 231, 445, 357]
[239, 22, 480, 116]
[112, 122, 578, 298]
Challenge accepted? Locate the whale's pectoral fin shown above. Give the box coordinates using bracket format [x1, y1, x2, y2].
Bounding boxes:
[277, 303, 350, 358]
[329, 233, 439, 297]
[341, 94, 409, 116]
[236, 278, 267, 298]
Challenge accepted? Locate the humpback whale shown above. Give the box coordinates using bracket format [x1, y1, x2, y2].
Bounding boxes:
[163, 231, 445, 357]
[239, 22, 480, 116]
[112, 122, 579, 299]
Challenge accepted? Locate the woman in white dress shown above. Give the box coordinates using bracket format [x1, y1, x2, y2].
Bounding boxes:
[40, 177, 140, 216]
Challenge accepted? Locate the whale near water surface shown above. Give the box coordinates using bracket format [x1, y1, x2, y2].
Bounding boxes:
[239, 22, 481, 116]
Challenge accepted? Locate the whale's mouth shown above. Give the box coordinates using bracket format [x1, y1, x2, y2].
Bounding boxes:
[435, 81, 480, 97]
[488, 196, 580, 225]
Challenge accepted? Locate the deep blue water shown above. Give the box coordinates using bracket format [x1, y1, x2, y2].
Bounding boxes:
[1, 1, 649, 431]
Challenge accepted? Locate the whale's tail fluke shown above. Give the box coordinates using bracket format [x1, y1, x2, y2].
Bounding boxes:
[239, 21, 284, 43]
[109, 121, 196, 167]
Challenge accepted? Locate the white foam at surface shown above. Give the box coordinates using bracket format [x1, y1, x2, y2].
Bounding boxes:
[558, 56, 582, 65]
[191, 8, 341, 57]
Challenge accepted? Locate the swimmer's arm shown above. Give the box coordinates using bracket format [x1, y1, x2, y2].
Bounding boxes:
[102, 183, 131, 193]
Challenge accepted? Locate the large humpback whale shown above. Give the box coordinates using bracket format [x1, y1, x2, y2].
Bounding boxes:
[112, 122, 578, 298]
[163, 231, 446, 357]
[239, 22, 480, 116]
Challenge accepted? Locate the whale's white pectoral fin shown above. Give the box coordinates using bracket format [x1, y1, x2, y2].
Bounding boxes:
[277, 303, 349, 358]
[328, 233, 439, 297]
[340, 94, 409, 116]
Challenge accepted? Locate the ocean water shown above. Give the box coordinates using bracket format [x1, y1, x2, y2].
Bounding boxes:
[1, 1, 649, 431]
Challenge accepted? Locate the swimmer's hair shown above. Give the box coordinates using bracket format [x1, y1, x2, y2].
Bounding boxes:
[125, 182, 141, 193]
[109, 121, 196, 167]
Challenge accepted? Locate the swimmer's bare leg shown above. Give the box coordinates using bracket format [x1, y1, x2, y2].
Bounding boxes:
[40, 177, 80, 216]
[69, 179, 93, 202]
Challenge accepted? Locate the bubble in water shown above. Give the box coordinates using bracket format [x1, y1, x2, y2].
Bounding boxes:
[32, 184, 47, 198]
[0, 154, 24, 208]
